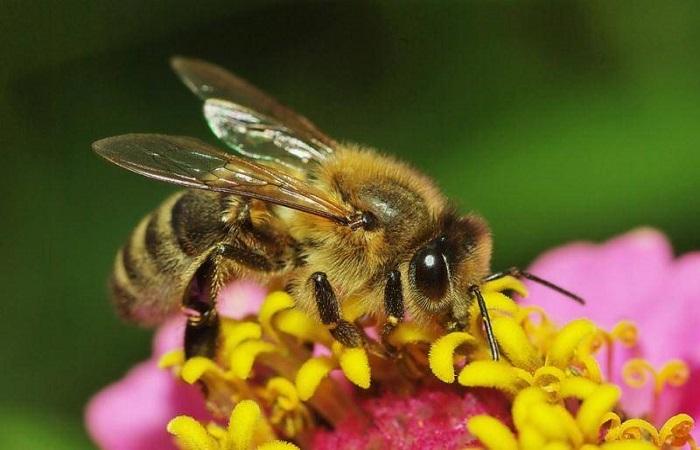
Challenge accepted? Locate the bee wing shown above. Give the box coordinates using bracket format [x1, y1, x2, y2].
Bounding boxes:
[171, 57, 336, 165]
[93, 133, 353, 223]
[202, 98, 330, 170]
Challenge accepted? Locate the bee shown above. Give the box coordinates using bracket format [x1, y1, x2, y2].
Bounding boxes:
[94, 58, 582, 360]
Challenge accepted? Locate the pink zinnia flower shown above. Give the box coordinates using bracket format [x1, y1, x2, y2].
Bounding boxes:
[523, 227, 700, 436]
[86, 230, 698, 449]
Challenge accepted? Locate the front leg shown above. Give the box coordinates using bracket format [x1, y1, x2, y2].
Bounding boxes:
[380, 270, 404, 348]
[311, 272, 364, 348]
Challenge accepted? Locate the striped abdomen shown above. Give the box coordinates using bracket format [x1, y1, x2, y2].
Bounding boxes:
[109, 190, 231, 326]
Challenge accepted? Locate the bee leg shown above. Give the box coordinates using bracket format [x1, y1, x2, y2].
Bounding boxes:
[311, 272, 364, 348]
[469, 285, 500, 361]
[183, 254, 222, 359]
[183, 241, 280, 359]
[380, 270, 404, 351]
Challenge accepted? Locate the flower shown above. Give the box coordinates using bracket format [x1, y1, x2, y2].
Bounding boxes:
[522, 228, 700, 432]
[85, 318, 210, 450]
[86, 230, 698, 449]
[85, 280, 267, 450]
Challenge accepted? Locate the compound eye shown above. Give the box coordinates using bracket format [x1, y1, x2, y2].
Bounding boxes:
[412, 245, 449, 301]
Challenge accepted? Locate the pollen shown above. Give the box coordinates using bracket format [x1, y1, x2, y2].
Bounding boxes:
[158, 279, 697, 449]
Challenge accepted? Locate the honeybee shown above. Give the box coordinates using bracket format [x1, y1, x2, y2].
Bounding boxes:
[95, 58, 582, 360]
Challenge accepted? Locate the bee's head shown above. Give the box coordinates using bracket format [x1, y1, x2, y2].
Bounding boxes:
[406, 213, 492, 324]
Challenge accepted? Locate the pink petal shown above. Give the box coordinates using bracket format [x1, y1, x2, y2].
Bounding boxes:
[217, 280, 267, 320]
[524, 227, 673, 330]
[645, 252, 700, 364]
[85, 360, 209, 450]
[637, 252, 700, 422]
[153, 316, 187, 358]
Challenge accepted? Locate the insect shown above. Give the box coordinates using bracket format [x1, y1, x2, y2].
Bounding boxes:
[94, 57, 582, 360]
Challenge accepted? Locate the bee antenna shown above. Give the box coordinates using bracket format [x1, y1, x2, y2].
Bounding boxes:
[484, 267, 585, 305]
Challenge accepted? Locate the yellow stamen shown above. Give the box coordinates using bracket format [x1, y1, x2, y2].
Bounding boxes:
[578, 354, 603, 384]
[158, 349, 185, 369]
[459, 360, 528, 394]
[228, 400, 262, 450]
[657, 359, 691, 391]
[181, 356, 230, 384]
[258, 292, 295, 342]
[483, 275, 529, 298]
[220, 321, 262, 362]
[429, 331, 477, 383]
[659, 414, 697, 449]
[529, 402, 580, 444]
[546, 319, 596, 369]
[333, 342, 371, 389]
[512, 387, 547, 430]
[616, 419, 660, 442]
[295, 356, 336, 401]
[257, 442, 301, 450]
[559, 376, 598, 400]
[387, 321, 436, 347]
[610, 320, 638, 347]
[167, 415, 218, 450]
[493, 315, 542, 371]
[519, 425, 547, 450]
[576, 384, 621, 442]
[598, 442, 658, 450]
[532, 366, 566, 396]
[622, 358, 690, 424]
[230, 340, 278, 379]
[262, 377, 312, 438]
[340, 296, 367, 322]
[274, 308, 331, 345]
[467, 414, 519, 450]
[266, 377, 300, 411]
[481, 290, 520, 315]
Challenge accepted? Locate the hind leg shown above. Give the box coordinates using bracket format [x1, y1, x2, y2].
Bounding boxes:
[183, 242, 280, 358]
[183, 252, 222, 359]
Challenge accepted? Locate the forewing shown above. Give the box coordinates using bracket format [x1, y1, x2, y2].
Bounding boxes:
[93, 134, 352, 222]
[171, 57, 337, 152]
[204, 98, 330, 170]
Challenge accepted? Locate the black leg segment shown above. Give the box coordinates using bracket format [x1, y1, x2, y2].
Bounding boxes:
[381, 270, 404, 343]
[185, 308, 220, 359]
[311, 271, 363, 348]
[469, 285, 500, 361]
[183, 255, 221, 359]
[312, 272, 341, 325]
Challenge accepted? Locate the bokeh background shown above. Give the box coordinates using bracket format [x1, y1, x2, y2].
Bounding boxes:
[2, 1, 700, 448]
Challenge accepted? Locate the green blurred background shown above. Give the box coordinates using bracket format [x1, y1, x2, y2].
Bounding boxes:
[2, 1, 700, 448]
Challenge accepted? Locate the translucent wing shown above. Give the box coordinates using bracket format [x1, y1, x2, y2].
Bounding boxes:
[93, 134, 353, 223]
[203, 98, 329, 169]
[171, 57, 336, 166]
